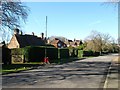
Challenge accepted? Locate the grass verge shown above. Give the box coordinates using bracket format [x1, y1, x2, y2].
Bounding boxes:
[1, 57, 87, 75]
[1, 62, 44, 75]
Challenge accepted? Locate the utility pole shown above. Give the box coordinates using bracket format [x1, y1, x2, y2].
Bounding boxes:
[45, 16, 47, 59]
[44, 16, 50, 64]
[46, 16, 47, 43]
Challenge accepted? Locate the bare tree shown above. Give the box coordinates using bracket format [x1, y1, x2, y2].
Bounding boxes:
[1, 0, 29, 43]
[84, 31, 112, 53]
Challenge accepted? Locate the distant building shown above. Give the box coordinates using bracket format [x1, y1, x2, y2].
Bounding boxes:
[50, 38, 67, 48]
[8, 28, 45, 49]
[64, 39, 83, 47]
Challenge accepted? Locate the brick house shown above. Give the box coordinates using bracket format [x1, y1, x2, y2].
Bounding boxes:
[8, 29, 45, 49]
[50, 38, 67, 48]
[65, 39, 83, 47]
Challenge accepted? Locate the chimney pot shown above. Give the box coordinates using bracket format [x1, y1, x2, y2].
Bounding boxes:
[32, 32, 34, 36]
[41, 33, 44, 39]
[14, 28, 19, 35]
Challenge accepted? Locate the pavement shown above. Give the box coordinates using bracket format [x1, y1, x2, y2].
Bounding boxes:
[103, 56, 120, 89]
[2, 54, 119, 89]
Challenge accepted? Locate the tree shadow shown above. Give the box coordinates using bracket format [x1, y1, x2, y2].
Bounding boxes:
[2, 61, 111, 88]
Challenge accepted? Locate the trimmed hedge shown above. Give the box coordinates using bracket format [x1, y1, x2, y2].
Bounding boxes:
[58, 48, 69, 59]
[73, 49, 78, 57]
[68, 47, 78, 57]
[83, 51, 93, 56]
[45, 47, 58, 63]
[93, 52, 100, 56]
[11, 46, 58, 63]
[26, 46, 45, 62]
[78, 50, 83, 58]
[2, 47, 11, 64]
[83, 51, 100, 57]
[11, 48, 24, 55]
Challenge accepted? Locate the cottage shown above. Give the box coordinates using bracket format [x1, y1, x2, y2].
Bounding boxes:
[50, 38, 67, 48]
[8, 29, 45, 49]
[64, 39, 83, 47]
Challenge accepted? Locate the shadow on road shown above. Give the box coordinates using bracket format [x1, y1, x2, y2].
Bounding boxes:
[2, 61, 111, 88]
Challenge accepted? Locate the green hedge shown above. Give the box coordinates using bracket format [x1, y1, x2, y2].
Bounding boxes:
[83, 51, 100, 57]
[11, 46, 58, 63]
[2, 47, 11, 64]
[26, 46, 45, 62]
[68, 47, 78, 57]
[10, 47, 96, 63]
[11, 48, 24, 55]
[93, 52, 100, 56]
[78, 50, 83, 58]
[46, 47, 58, 63]
[58, 48, 69, 59]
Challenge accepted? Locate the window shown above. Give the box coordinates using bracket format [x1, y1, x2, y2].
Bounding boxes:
[58, 43, 61, 47]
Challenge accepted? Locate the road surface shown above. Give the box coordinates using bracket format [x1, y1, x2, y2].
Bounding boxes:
[2, 54, 117, 88]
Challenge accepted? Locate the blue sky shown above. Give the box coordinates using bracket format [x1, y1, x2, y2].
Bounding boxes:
[22, 2, 118, 40]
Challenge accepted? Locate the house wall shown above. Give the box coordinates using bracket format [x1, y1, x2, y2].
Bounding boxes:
[52, 44, 58, 48]
[8, 35, 20, 49]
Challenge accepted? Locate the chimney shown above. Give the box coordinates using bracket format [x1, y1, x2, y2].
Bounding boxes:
[47, 37, 50, 44]
[14, 28, 19, 35]
[55, 38, 59, 40]
[41, 33, 44, 39]
[74, 38, 76, 42]
[32, 32, 34, 36]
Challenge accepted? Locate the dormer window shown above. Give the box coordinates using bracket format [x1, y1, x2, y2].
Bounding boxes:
[58, 43, 61, 47]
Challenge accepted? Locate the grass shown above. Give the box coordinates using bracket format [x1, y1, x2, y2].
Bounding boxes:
[1, 56, 88, 75]
[1, 62, 44, 74]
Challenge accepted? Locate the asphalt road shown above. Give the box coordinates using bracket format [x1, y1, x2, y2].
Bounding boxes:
[2, 54, 117, 88]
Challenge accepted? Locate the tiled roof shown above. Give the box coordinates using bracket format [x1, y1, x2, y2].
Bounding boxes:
[50, 39, 60, 44]
[15, 34, 45, 47]
[68, 40, 73, 42]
